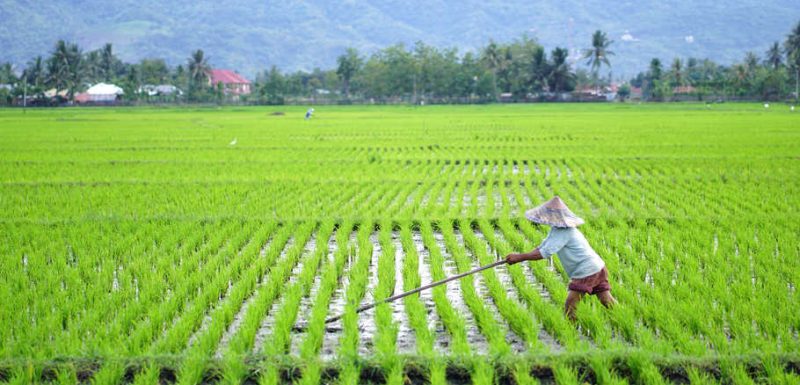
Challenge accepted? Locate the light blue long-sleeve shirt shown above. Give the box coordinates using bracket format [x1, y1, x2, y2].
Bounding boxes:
[538, 227, 605, 279]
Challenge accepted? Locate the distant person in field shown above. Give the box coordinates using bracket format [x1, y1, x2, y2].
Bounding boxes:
[505, 196, 616, 321]
[305, 108, 314, 120]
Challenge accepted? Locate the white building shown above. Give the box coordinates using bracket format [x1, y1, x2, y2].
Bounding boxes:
[86, 83, 124, 102]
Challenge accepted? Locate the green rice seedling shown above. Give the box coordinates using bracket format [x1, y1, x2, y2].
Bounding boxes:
[374, 220, 403, 385]
[719, 360, 755, 385]
[552, 363, 580, 385]
[685, 367, 721, 385]
[762, 357, 800, 385]
[131, 364, 161, 385]
[626, 352, 667, 385]
[589, 354, 628, 385]
[221, 223, 306, 358]
[295, 222, 354, 384]
[398, 223, 435, 356]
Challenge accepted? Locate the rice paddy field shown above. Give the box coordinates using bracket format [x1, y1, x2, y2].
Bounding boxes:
[1, 103, 799, 384]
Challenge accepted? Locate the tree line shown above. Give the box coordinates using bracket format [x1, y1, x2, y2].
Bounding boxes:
[1, 21, 799, 105]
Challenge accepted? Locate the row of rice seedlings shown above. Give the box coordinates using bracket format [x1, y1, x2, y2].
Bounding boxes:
[604, 219, 722, 354]
[57, 222, 161, 350]
[456, 219, 542, 352]
[7, 219, 216, 366]
[382, 182, 420, 219]
[336, 222, 376, 385]
[295, 221, 355, 385]
[259, 221, 336, 385]
[92, 222, 256, 384]
[417, 222, 471, 355]
[455, 221, 546, 385]
[123, 221, 243, 355]
[0, 220, 151, 357]
[217, 222, 311, 383]
[583, 222, 671, 353]
[174, 222, 281, 385]
[446, 180, 466, 217]
[397, 222, 446, 383]
[89, 222, 203, 350]
[436, 221, 507, 385]
[148, 223, 256, 355]
[347, 180, 401, 222]
[374, 221, 403, 385]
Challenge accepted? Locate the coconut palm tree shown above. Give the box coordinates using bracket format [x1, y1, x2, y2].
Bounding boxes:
[548, 47, 573, 93]
[785, 21, 800, 100]
[582, 30, 614, 91]
[187, 49, 211, 101]
[482, 41, 501, 100]
[765, 42, 783, 70]
[25, 56, 46, 100]
[670, 58, 684, 87]
[100, 43, 119, 82]
[47, 40, 84, 101]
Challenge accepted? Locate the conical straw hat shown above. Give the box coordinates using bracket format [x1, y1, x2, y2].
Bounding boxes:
[524, 196, 585, 227]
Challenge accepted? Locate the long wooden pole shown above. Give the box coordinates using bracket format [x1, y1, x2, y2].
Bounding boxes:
[323, 259, 507, 324]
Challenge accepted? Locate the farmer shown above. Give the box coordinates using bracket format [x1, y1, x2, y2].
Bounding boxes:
[305, 107, 314, 120]
[505, 196, 616, 321]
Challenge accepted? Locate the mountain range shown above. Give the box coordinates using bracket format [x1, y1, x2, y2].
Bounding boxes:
[1, 0, 798, 78]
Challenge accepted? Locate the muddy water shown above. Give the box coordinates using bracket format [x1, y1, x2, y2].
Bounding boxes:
[252, 234, 314, 354]
[291, 231, 338, 356]
[319, 231, 358, 360]
[432, 232, 489, 353]
[391, 233, 416, 354]
[412, 231, 451, 353]
[453, 229, 526, 353]
[215, 233, 281, 357]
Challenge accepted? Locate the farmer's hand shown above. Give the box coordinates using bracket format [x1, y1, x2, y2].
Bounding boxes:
[505, 253, 525, 265]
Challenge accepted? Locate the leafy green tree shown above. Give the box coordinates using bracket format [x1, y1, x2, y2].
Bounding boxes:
[139, 59, 170, 85]
[336, 48, 362, 98]
[753, 66, 787, 100]
[257, 65, 285, 104]
[644, 58, 662, 100]
[617, 83, 631, 101]
[0, 63, 16, 84]
[582, 30, 614, 90]
[121, 64, 141, 101]
[173, 65, 188, 94]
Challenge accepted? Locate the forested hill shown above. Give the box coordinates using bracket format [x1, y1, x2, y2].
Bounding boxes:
[1, 0, 797, 77]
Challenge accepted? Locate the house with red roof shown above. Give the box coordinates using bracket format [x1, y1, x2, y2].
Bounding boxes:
[209, 69, 251, 96]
